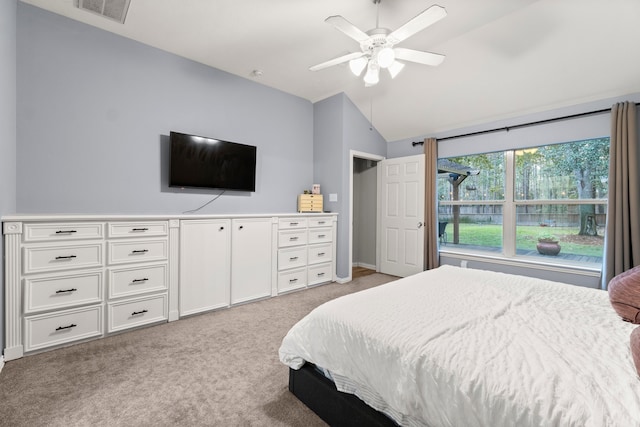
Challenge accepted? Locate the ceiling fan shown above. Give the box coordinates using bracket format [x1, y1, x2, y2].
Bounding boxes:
[309, 0, 447, 86]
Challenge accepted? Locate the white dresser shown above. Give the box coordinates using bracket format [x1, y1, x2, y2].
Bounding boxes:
[277, 215, 335, 294]
[105, 221, 169, 334]
[3, 213, 337, 360]
[20, 221, 105, 354]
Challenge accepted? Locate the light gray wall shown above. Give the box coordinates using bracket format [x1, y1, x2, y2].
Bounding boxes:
[0, 0, 18, 358]
[313, 95, 344, 216]
[388, 93, 640, 158]
[17, 4, 313, 215]
[314, 93, 386, 279]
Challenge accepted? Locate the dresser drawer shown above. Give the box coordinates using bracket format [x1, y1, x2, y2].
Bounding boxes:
[24, 305, 103, 353]
[108, 239, 168, 265]
[107, 293, 168, 333]
[308, 263, 333, 286]
[23, 222, 105, 243]
[308, 227, 332, 244]
[24, 270, 103, 314]
[108, 221, 168, 238]
[108, 263, 168, 299]
[277, 267, 307, 293]
[278, 217, 308, 230]
[278, 229, 308, 248]
[308, 243, 333, 264]
[23, 242, 104, 274]
[308, 216, 333, 228]
[278, 246, 307, 271]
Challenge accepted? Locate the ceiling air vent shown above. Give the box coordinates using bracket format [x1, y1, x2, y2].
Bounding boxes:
[77, 0, 131, 24]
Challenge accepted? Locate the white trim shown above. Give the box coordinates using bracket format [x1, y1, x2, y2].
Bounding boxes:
[440, 250, 601, 277]
[0, 355, 4, 374]
[335, 276, 351, 284]
[353, 262, 377, 270]
[349, 150, 385, 283]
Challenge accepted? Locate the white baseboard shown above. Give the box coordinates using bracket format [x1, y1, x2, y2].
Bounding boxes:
[354, 262, 376, 271]
[0, 355, 4, 375]
[335, 276, 351, 284]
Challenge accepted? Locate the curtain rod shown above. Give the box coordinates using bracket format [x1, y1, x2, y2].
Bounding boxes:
[433, 102, 639, 143]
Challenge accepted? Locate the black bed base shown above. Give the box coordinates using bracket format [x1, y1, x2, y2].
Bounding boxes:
[288, 364, 397, 427]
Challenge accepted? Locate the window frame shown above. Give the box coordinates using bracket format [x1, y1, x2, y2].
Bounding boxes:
[438, 146, 608, 270]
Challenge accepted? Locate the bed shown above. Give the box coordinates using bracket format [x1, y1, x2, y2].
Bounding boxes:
[279, 265, 640, 427]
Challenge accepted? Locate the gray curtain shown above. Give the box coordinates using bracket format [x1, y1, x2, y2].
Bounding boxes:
[604, 102, 640, 287]
[424, 138, 439, 270]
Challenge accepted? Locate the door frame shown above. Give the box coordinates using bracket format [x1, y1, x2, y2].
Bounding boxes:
[349, 150, 385, 281]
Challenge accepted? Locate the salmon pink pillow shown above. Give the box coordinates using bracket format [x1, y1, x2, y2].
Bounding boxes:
[632, 327, 640, 377]
[608, 265, 640, 323]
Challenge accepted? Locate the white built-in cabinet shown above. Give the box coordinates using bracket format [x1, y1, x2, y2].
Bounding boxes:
[3, 213, 337, 361]
[179, 219, 231, 316]
[230, 218, 273, 304]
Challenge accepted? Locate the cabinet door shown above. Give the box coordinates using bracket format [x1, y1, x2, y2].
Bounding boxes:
[179, 219, 231, 316]
[231, 218, 272, 304]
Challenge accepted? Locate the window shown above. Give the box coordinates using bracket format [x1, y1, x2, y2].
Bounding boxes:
[437, 138, 609, 268]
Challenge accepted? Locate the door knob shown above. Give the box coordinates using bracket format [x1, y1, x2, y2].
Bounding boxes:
[417, 222, 423, 228]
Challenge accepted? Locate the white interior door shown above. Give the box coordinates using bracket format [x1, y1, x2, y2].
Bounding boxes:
[379, 154, 425, 277]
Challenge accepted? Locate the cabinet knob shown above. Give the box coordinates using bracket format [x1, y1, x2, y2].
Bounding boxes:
[219, 226, 225, 231]
[239, 225, 244, 230]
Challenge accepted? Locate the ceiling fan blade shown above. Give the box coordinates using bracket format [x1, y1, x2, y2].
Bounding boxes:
[394, 48, 445, 66]
[325, 15, 372, 44]
[387, 5, 447, 45]
[309, 51, 367, 72]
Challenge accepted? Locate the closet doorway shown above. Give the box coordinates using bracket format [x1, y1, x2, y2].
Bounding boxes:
[349, 150, 384, 280]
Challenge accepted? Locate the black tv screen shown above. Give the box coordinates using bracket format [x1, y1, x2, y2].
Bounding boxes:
[169, 131, 257, 192]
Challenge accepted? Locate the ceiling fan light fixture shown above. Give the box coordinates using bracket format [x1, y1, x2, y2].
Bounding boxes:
[349, 56, 368, 76]
[377, 47, 395, 68]
[387, 60, 405, 79]
[363, 62, 380, 86]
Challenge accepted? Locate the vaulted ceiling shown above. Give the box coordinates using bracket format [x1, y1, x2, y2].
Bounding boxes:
[19, 0, 640, 141]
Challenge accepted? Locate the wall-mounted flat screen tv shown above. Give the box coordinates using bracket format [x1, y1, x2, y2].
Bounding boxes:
[169, 131, 257, 192]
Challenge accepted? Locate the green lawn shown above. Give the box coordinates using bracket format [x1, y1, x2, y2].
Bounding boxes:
[442, 223, 604, 257]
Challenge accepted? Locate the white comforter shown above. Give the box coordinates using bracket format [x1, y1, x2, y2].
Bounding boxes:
[279, 265, 640, 427]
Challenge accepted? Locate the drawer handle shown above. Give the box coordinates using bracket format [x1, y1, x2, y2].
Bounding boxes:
[132, 309, 148, 316]
[289, 222, 298, 226]
[55, 230, 77, 234]
[317, 234, 326, 238]
[55, 255, 77, 260]
[55, 288, 77, 294]
[289, 278, 298, 283]
[55, 324, 77, 331]
[289, 237, 299, 241]
[132, 278, 149, 283]
[318, 221, 326, 224]
[317, 252, 325, 256]
[289, 256, 298, 261]
[317, 272, 325, 277]
[131, 228, 149, 232]
[131, 249, 149, 254]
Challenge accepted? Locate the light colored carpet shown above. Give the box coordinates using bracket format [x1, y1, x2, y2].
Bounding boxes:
[0, 273, 397, 426]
